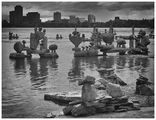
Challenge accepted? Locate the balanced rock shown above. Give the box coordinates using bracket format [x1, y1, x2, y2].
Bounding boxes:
[78, 76, 97, 102]
[14, 42, 24, 53]
[49, 44, 58, 51]
[78, 76, 95, 85]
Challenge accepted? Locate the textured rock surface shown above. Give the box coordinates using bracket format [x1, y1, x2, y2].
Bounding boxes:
[14, 42, 24, 53]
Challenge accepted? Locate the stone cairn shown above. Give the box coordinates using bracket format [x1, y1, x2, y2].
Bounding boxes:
[9, 41, 30, 59]
[135, 75, 153, 96]
[135, 75, 154, 106]
[63, 76, 140, 117]
[39, 44, 59, 58]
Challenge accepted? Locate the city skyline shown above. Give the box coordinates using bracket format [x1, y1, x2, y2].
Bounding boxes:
[2, 2, 154, 22]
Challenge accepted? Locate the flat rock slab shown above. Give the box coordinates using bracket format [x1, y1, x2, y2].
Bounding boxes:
[44, 91, 81, 104]
[44, 90, 107, 105]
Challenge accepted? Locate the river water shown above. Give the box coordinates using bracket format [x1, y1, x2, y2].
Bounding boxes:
[2, 28, 154, 118]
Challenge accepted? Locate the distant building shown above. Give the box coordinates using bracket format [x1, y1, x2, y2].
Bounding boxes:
[54, 12, 61, 22]
[69, 15, 78, 24]
[26, 12, 41, 26]
[88, 14, 96, 23]
[79, 18, 85, 23]
[9, 5, 23, 26]
[61, 19, 69, 23]
[115, 17, 120, 21]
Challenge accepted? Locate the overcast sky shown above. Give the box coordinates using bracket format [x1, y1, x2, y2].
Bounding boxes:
[2, 2, 154, 22]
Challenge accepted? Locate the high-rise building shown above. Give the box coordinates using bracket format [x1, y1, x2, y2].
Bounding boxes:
[26, 12, 41, 26]
[9, 11, 15, 25]
[88, 14, 96, 23]
[9, 5, 23, 25]
[54, 12, 61, 22]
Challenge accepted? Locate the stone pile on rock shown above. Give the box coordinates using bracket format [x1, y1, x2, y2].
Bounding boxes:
[39, 44, 59, 58]
[62, 76, 140, 117]
[9, 41, 30, 59]
[135, 75, 153, 96]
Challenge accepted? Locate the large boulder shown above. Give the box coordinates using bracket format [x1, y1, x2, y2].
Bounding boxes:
[101, 33, 114, 45]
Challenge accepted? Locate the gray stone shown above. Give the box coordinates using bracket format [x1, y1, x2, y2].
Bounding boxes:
[63, 106, 74, 115]
[71, 104, 96, 117]
[78, 76, 95, 85]
[9, 53, 25, 59]
[46, 112, 56, 118]
[14, 42, 24, 53]
[81, 84, 97, 102]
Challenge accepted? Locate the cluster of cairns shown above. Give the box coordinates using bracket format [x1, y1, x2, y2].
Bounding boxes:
[9, 40, 31, 59]
[9, 27, 59, 59]
[116, 38, 126, 48]
[128, 30, 150, 55]
[9, 32, 19, 40]
[62, 76, 141, 117]
[56, 34, 63, 40]
[74, 43, 99, 57]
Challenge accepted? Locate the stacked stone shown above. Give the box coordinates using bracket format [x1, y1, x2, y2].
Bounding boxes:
[98, 45, 113, 56]
[39, 44, 59, 58]
[63, 76, 139, 117]
[135, 75, 153, 96]
[9, 42, 26, 59]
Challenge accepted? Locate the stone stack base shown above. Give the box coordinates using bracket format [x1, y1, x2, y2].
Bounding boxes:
[9, 53, 25, 59]
[39, 52, 59, 58]
[63, 96, 140, 117]
[74, 50, 98, 57]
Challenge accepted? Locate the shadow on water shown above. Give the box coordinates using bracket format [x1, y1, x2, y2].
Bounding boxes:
[12, 59, 26, 75]
[26, 58, 58, 90]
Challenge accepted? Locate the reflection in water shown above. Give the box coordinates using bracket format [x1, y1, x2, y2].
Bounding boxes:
[28, 58, 48, 90]
[116, 56, 127, 67]
[13, 59, 26, 73]
[27, 58, 58, 90]
[98, 56, 115, 69]
[68, 55, 151, 83]
[49, 58, 58, 69]
[68, 58, 83, 81]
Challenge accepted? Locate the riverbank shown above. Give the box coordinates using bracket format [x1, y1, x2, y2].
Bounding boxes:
[58, 106, 154, 118]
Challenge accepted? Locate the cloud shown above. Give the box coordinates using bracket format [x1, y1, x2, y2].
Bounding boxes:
[2, 2, 154, 22]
